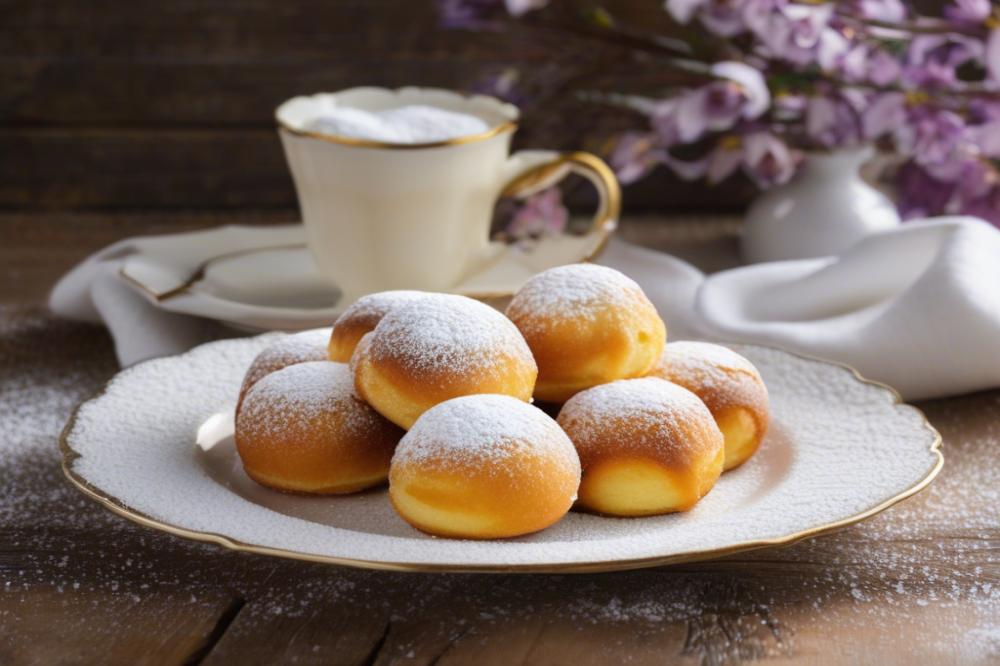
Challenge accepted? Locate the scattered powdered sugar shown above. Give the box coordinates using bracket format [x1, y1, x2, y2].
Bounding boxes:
[238, 362, 383, 443]
[334, 290, 432, 330]
[506, 264, 652, 333]
[368, 294, 535, 377]
[663, 341, 760, 378]
[63, 338, 941, 567]
[305, 105, 490, 144]
[4, 310, 996, 661]
[393, 395, 579, 473]
[557, 377, 715, 452]
[239, 328, 330, 395]
[656, 341, 768, 414]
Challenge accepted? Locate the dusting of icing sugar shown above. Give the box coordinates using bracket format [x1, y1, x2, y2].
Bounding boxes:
[393, 394, 580, 474]
[655, 341, 768, 414]
[240, 328, 330, 395]
[305, 105, 490, 144]
[3, 310, 993, 662]
[663, 341, 760, 379]
[368, 294, 535, 376]
[506, 264, 649, 331]
[557, 377, 716, 453]
[238, 361, 383, 443]
[335, 291, 432, 330]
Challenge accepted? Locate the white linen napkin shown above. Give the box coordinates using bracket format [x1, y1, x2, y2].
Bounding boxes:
[49, 217, 1000, 400]
[47, 226, 302, 366]
[689, 217, 1000, 400]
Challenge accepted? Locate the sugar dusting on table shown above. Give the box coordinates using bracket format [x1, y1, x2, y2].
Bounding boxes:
[2, 308, 998, 662]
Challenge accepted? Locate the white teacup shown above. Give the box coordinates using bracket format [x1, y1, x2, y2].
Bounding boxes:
[276, 87, 620, 303]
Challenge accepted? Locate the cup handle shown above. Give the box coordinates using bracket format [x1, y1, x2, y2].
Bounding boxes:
[499, 150, 621, 257]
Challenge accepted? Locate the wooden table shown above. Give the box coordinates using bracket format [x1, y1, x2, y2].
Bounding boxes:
[2, 213, 998, 665]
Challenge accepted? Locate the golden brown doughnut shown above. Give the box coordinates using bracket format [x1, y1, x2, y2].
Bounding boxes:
[328, 290, 431, 362]
[235, 361, 403, 494]
[506, 264, 666, 403]
[557, 377, 723, 516]
[237, 328, 330, 408]
[389, 394, 581, 539]
[648, 341, 769, 471]
[352, 294, 537, 429]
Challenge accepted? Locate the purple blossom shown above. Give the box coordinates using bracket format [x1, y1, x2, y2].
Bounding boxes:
[650, 100, 682, 146]
[857, 0, 907, 23]
[944, 0, 992, 25]
[867, 49, 904, 86]
[952, 158, 998, 200]
[667, 0, 750, 37]
[807, 94, 863, 147]
[459, 0, 1000, 227]
[896, 107, 967, 172]
[862, 92, 906, 139]
[505, 187, 568, 238]
[905, 34, 984, 88]
[895, 162, 956, 219]
[743, 1, 843, 66]
[473, 68, 523, 104]
[437, 0, 502, 28]
[966, 119, 1000, 157]
[958, 185, 1000, 226]
[742, 131, 797, 186]
[654, 62, 769, 144]
[705, 138, 746, 184]
[609, 132, 663, 184]
[504, 0, 548, 16]
[662, 132, 796, 187]
[988, 29, 1000, 85]
[664, 0, 707, 25]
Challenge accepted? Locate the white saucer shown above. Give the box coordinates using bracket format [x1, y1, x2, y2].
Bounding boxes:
[62, 335, 941, 573]
[119, 224, 606, 331]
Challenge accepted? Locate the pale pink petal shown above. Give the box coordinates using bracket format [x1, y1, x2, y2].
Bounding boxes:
[674, 91, 710, 142]
[710, 61, 770, 119]
[665, 0, 706, 24]
[504, 0, 548, 16]
[988, 29, 1000, 85]
[707, 145, 744, 184]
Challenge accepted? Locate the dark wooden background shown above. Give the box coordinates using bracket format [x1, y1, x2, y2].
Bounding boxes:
[1, 0, 764, 215]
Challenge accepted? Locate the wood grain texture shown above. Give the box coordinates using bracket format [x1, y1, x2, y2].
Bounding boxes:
[0, 586, 243, 665]
[0, 0, 759, 212]
[1, 214, 997, 664]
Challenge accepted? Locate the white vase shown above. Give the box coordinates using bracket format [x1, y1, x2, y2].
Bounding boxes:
[741, 145, 901, 263]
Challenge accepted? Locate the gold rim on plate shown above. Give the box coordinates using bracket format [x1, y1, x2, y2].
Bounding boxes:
[60, 344, 943, 574]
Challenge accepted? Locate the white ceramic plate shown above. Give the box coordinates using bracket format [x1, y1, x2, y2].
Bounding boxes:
[62, 335, 942, 573]
[119, 224, 605, 332]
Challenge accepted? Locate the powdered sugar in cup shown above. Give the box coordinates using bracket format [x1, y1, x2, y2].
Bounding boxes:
[276, 87, 620, 305]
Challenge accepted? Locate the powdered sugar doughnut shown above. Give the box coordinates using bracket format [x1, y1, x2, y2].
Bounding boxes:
[237, 328, 330, 408]
[506, 264, 666, 403]
[236, 362, 403, 494]
[328, 290, 432, 362]
[389, 394, 581, 539]
[557, 377, 724, 516]
[649, 341, 769, 471]
[353, 294, 537, 429]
